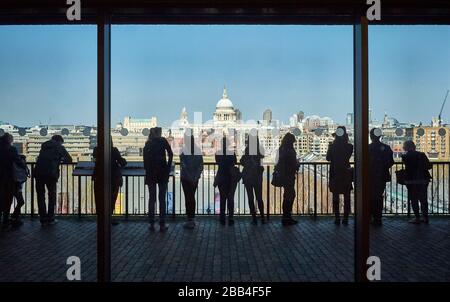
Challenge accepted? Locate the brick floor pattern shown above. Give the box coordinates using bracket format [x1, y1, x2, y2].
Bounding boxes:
[0, 217, 448, 282]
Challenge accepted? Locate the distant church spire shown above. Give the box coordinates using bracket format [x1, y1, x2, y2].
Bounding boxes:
[223, 85, 228, 99]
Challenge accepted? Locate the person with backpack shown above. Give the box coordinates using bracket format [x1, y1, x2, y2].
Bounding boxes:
[369, 128, 394, 226]
[0, 133, 27, 229]
[240, 133, 265, 225]
[274, 132, 300, 226]
[180, 130, 203, 229]
[10, 154, 30, 227]
[34, 134, 72, 226]
[144, 127, 173, 232]
[93, 138, 127, 225]
[402, 140, 432, 224]
[326, 126, 353, 225]
[214, 136, 239, 226]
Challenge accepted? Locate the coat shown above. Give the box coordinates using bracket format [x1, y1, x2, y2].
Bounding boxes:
[93, 147, 127, 186]
[369, 141, 394, 183]
[326, 140, 353, 193]
[276, 146, 299, 184]
[214, 152, 237, 186]
[180, 152, 203, 183]
[0, 144, 27, 186]
[402, 150, 432, 185]
[143, 137, 173, 184]
[240, 153, 264, 186]
[14, 155, 29, 184]
[34, 139, 72, 179]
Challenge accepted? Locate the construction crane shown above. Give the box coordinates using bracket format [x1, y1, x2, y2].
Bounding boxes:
[438, 89, 449, 126]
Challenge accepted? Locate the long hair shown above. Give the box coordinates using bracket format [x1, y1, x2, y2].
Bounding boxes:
[147, 127, 159, 144]
[280, 133, 295, 150]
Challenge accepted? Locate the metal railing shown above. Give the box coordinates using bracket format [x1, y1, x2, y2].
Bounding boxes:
[17, 162, 450, 218]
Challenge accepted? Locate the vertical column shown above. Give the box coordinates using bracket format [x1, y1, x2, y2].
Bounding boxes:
[353, 16, 370, 282]
[97, 12, 112, 283]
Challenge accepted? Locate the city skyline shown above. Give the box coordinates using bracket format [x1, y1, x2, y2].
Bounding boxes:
[1, 25, 450, 126]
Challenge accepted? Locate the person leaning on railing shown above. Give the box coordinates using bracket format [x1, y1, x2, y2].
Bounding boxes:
[34, 134, 72, 226]
[180, 131, 203, 229]
[276, 132, 300, 226]
[0, 133, 27, 230]
[10, 154, 29, 227]
[144, 127, 173, 232]
[92, 137, 127, 226]
[326, 126, 353, 226]
[240, 134, 266, 225]
[401, 140, 432, 224]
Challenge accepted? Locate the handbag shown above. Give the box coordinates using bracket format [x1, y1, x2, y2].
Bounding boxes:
[395, 169, 406, 185]
[271, 166, 284, 187]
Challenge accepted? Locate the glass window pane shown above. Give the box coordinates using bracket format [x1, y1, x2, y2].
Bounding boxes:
[0, 25, 97, 282]
[111, 25, 354, 282]
[369, 25, 450, 281]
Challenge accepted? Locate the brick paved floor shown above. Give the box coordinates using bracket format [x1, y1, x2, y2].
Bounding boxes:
[0, 216, 448, 282]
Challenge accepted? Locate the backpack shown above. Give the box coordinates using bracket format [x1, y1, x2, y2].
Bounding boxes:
[14, 157, 29, 183]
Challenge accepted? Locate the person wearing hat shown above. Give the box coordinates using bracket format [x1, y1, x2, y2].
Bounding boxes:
[369, 128, 394, 226]
[34, 134, 72, 226]
[326, 126, 353, 225]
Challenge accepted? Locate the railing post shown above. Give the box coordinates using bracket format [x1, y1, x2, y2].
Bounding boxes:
[313, 164, 317, 219]
[30, 164, 35, 218]
[78, 176, 82, 219]
[172, 174, 176, 219]
[266, 166, 270, 221]
[125, 176, 129, 220]
[407, 189, 411, 218]
[448, 162, 450, 214]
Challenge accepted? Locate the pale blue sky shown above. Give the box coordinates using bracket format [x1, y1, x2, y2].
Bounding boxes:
[0, 25, 449, 127]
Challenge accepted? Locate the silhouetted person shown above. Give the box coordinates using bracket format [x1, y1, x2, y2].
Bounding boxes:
[144, 127, 173, 231]
[369, 128, 394, 226]
[276, 133, 300, 226]
[326, 126, 353, 225]
[180, 131, 203, 229]
[214, 136, 238, 226]
[34, 134, 72, 226]
[93, 138, 127, 225]
[11, 154, 29, 227]
[0, 133, 27, 229]
[402, 140, 431, 224]
[240, 134, 266, 225]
